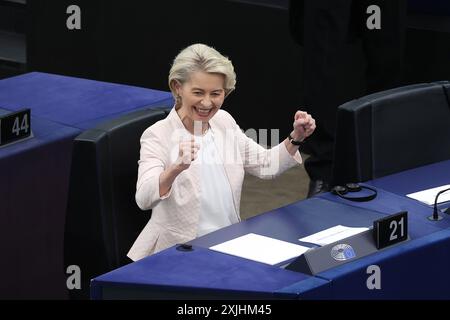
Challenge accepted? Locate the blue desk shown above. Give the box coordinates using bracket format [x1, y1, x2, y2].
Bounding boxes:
[318, 185, 450, 299]
[0, 73, 173, 299]
[0, 109, 80, 299]
[316, 160, 450, 299]
[189, 197, 387, 249]
[92, 182, 450, 299]
[91, 245, 330, 300]
[92, 197, 389, 299]
[0, 72, 173, 129]
[368, 159, 450, 211]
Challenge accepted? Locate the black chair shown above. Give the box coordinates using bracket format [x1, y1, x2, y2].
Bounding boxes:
[332, 81, 450, 186]
[64, 106, 171, 299]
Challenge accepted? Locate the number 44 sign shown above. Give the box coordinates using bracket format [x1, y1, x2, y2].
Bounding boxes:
[0, 109, 32, 146]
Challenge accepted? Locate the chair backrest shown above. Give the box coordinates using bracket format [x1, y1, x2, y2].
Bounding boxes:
[332, 82, 450, 185]
[64, 106, 170, 299]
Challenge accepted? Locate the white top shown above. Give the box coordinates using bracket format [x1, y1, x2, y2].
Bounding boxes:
[196, 129, 239, 237]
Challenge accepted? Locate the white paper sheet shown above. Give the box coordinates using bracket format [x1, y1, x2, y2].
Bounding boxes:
[209, 233, 309, 265]
[299, 225, 369, 246]
[406, 184, 450, 205]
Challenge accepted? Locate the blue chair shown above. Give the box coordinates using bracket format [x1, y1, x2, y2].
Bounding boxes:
[64, 106, 171, 299]
[332, 81, 450, 185]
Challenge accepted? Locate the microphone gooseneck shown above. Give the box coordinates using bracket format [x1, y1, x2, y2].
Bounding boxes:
[428, 187, 450, 221]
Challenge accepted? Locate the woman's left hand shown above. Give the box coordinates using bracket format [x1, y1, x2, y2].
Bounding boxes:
[291, 110, 316, 141]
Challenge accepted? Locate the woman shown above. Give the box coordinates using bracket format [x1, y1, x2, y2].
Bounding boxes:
[128, 44, 315, 261]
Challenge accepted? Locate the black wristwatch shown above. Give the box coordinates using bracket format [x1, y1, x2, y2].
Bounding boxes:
[288, 134, 303, 146]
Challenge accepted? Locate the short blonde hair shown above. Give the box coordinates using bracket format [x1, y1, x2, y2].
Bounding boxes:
[168, 43, 236, 100]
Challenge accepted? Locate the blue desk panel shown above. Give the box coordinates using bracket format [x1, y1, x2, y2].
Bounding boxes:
[91, 198, 389, 299]
[319, 185, 450, 239]
[196, 190, 450, 299]
[92, 186, 450, 299]
[0, 72, 173, 129]
[314, 185, 450, 299]
[314, 228, 450, 299]
[91, 246, 330, 300]
[368, 160, 450, 210]
[190, 197, 388, 249]
[0, 110, 81, 299]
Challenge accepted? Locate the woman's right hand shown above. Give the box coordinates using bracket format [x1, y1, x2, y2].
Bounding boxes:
[174, 136, 200, 172]
[158, 137, 200, 198]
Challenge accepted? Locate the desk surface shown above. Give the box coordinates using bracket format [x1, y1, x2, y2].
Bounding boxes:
[92, 197, 390, 299]
[317, 178, 450, 299]
[0, 72, 173, 129]
[368, 159, 450, 209]
[0, 108, 81, 158]
[91, 245, 329, 300]
[319, 184, 450, 239]
[189, 197, 387, 249]
[90, 197, 396, 299]
[212, 186, 450, 299]
[92, 179, 450, 299]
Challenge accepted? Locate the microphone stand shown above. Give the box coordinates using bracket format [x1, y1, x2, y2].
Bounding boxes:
[428, 187, 450, 221]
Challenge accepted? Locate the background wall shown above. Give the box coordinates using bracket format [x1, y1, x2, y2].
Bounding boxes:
[2, 0, 450, 137]
[25, 0, 302, 141]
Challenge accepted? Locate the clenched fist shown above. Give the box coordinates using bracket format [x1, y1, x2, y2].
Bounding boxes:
[174, 137, 200, 171]
[291, 110, 316, 141]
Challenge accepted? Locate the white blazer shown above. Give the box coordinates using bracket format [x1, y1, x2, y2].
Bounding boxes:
[127, 108, 302, 261]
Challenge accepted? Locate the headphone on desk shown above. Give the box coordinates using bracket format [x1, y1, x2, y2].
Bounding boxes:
[331, 183, 377, 202]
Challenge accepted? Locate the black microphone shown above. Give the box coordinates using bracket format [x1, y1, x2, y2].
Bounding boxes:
[428, 187, 450, 221]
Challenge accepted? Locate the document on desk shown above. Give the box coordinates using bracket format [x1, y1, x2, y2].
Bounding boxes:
[406, 184, 450, 205]
[299, 225, 369, 246]
[209, 233, 309, 265]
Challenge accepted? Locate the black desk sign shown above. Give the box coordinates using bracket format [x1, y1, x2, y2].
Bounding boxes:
[286, 229, 376, 275]
[374, 211, 408, 249]
[0, 109, 31, 146]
